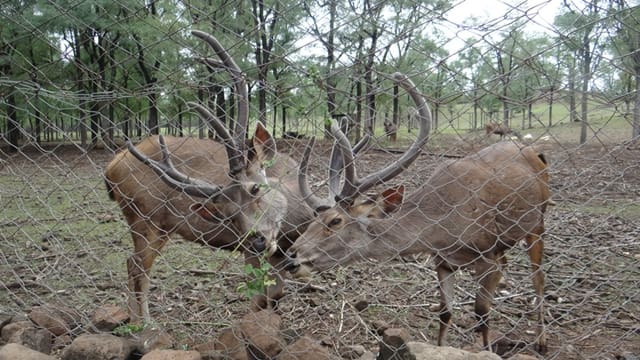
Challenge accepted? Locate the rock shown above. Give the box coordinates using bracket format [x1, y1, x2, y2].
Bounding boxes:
[0, 343, 57, 360]
[29, 304, 82, 336]
[140, 349, 202, 360]
[405, 342, 501, 360]
[130, 327, 174, 354]
[353, 300, 369, 312]
[276, 336, 336, 360]
[52, 334, 73, 352]
[239, 310, 285, 358]
[91, 305, 129, 332]
[7, 326, 52, 355]
[358, 351, 376, 360]
[340, 345, 368, 359]
[62, 333, 136, 360]
[0, 313, 12, 330]
[377, 328, 414, 360]
[506, 355, 540, 360]
[214, 326, 247, 360]
[1, 321, 32, 342]
[370, 320, 389, 336]
[616, 353, 639, 360]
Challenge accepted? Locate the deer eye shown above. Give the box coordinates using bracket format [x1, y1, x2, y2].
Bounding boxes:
[328, 217, 342, 227]
[250, 184, 261, 195]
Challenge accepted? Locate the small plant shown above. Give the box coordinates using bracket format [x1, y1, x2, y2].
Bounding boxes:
[237, 256, 276, 299]
[262, 159, 276, 169]
[113, 323, 146, 337]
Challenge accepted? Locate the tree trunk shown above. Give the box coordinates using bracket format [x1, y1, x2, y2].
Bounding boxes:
[6, 92, 19, 152]
[633, 32, 640, 139]
[580, 43, 591, 144]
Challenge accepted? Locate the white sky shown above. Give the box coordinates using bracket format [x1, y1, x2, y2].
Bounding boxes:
[442, 0, 564, 52]
[447, 0, 562, 29]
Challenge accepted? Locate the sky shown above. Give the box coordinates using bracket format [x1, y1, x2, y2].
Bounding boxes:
[447, 0, 563, 30]
[442, 0, 564, 52]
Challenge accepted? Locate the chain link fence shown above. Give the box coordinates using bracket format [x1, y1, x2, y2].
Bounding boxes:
[1, 0, 639, 359]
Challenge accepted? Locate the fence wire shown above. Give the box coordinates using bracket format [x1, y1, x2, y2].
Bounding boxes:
[1, 0, 639, 359]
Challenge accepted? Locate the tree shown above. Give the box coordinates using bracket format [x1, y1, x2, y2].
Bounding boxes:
[555, 1, 608, 144]
[610, 1, 640, 139]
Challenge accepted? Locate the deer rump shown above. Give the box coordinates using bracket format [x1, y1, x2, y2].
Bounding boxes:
[411, 142, 550, 264]
[287, 140, 551, 352]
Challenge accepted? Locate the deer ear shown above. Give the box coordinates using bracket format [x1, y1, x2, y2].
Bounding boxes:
[252, 122, 277, 162]
[380, 185, 404, 215]
[190, 203, 223, 222]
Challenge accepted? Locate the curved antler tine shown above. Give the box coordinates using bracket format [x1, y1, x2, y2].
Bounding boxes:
[191, 30, 248, 152]
[298, 137, 327, 210]
[197, 57, 226, 71]
[328, 141, 343, 200]
[352, 134, 370, 154]
[341, 72, 431, 203]
[188, 101, 245, 176]
[330, 121, 358, 203]
[328, 131, 370, 200]
[127, 136, 222, 198]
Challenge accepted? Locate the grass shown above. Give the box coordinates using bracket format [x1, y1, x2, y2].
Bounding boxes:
[0, 154, 246, 322]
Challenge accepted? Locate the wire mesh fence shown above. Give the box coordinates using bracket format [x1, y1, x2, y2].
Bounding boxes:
[1, 0, 639, 359]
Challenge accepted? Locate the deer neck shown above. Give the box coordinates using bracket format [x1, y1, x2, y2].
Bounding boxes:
[365, 199, 438, 258]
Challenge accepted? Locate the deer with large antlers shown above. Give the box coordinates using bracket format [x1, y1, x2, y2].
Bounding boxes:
[104, 30, 301, 322]
[287, 84, 551, 352]
[104, 30, 431, 322]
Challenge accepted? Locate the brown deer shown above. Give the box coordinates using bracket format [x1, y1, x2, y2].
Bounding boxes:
[485, 122, 521, 140]
[105, 31, 430, 322]
[104, 30, 307, 322]
[287, 111, 550, 352]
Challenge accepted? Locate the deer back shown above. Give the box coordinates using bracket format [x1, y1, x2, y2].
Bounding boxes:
[289, 142, 551, 272]
[105, 135, 288, 251]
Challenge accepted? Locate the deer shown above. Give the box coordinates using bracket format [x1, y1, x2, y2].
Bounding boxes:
[485, 122, 521, 140]
[104, 28, 431, 323]
[287, 97, 551, 353]
[104, 30, 305, 322]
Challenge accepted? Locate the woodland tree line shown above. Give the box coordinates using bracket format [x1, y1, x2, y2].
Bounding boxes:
[1, 0, 639, 153]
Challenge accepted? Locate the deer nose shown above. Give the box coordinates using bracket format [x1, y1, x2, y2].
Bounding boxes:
[284, 252, 300, 273]
[250, 234, 267, 253]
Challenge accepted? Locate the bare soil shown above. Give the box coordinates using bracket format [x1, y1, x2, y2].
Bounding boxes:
[1, 134, 638, 359]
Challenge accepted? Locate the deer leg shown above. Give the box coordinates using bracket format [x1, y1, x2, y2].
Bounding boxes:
[436, 262, 456, 346]
[525, 231, 546, 353]
[127, 224, 169, 323]
[474, 259, 503, 351]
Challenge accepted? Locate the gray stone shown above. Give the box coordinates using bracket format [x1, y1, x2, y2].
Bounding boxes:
[377, 328, 414, 360]
[62, 333, 136, 360]
[140, 349, 202, 360]
[405, 342, 501, 360]
[130, 327, 174, 354]
[8, 327, 52, 355]
[1, 321, 32, 342]
[0, 343, 57, 360]
[276, 336, 337, 360]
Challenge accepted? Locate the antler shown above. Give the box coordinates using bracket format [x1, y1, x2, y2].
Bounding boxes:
[127, 135, 222, 198]
[298, 138, 327, 210]
[328, 134, 369, 200]
[298, 133, 370, 210]
[191, 30, 249, 154]
[127, 30, 252, 194]
[187, 101, 244, 176]
[334, 72, 431, 204]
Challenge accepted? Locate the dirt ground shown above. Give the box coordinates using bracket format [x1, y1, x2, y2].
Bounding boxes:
[1, 133, 638, 359]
